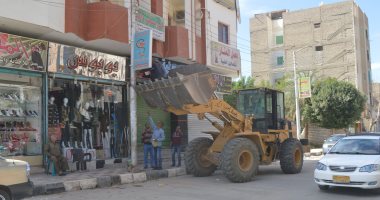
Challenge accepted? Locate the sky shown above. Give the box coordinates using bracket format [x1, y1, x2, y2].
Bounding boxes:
[237, 0, 380, 83]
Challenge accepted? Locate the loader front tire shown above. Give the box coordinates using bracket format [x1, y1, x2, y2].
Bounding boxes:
[222, 138, 259, 183]
[185, 137, 217, 177]
[280, 138, 304, 174]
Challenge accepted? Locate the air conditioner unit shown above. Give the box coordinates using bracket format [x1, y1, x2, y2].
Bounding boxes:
[175, 10, 185, 22]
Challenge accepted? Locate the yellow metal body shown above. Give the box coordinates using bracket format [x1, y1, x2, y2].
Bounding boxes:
[166, 99, 291, 165]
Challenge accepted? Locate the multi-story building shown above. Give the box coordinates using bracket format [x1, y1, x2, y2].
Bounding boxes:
[0, 0, 241, 165]
[372, 83, 380, 132]
[250, 1, 372, 102]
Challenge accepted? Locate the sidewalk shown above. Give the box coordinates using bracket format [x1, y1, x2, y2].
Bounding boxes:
[31, 149, 186, 197]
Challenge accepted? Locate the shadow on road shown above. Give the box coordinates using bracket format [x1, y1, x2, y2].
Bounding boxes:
[319, 187, 380, 197]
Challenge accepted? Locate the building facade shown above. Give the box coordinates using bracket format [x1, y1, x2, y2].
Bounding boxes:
[250, 1, 372, 102]
[250, 1, 373, 143]
[372, 83, 380, 132]
[0, 0, 241, 166]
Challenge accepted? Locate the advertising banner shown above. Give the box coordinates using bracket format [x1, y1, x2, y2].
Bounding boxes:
[135, 7, 165, 42]
[48, 43, 126, 81]
[0, 33, 48, 71]
[212, 74, 232, 94]
[211, 41, 241, 71]
[132, 30, 153, 70]
[299, 76, 312, 98]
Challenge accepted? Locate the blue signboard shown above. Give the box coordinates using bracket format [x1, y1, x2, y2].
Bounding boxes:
[132, 30, 152, 70]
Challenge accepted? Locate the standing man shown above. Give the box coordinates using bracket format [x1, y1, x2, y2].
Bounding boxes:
[147, 112, 165, 170]
[142, 123, 154, 169]
[171, 126, 183, 167]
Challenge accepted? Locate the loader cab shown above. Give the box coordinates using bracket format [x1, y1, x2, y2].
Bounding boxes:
[237, 88, 285, 133]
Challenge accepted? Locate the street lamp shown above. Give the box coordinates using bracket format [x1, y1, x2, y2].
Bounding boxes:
[292, 46, 310, 139]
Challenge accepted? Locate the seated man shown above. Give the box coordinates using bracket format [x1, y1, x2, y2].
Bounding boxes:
[45, 135, 69, 176]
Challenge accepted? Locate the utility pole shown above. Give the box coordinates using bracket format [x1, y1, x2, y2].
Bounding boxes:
[292, 46, 310, 139]
[292, 51, 301, 139]
[130, 0, 137, 167]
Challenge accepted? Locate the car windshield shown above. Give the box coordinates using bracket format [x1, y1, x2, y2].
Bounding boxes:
[329, 138, 380, 155]
[326, 135, 345, 142]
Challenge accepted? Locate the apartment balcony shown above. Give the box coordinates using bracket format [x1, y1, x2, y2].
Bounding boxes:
[0, 0, 130, 56]
[164, 26, 191, 63]
[65, 0, 129, 44]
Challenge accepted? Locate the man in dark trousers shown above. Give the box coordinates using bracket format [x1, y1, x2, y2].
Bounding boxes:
[171, 125, 183, 167]
[142, 123, 154, 169]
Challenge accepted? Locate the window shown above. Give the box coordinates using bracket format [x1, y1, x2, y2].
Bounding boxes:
[315, 46, 323, 51]
[367, 50, 370, 62]
[314, 23, 321, 28]
[218, 22, 229, 44]
[277, 56, 284, 66]
[275, 35, 283, 45]
[365, 30, 368, 40]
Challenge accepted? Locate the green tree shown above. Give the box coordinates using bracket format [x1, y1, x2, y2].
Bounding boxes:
[224, 76, 255, 108]
[303, 78, 366, 129]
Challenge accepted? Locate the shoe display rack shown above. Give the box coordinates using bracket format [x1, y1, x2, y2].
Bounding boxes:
[0, 83, 42, 156]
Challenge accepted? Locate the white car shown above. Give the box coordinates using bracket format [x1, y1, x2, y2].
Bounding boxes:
[322, 134, 346, 154]
[314, 134, 380, 190]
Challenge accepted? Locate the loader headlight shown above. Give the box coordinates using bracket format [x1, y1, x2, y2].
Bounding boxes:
[316, 162, 327, 171]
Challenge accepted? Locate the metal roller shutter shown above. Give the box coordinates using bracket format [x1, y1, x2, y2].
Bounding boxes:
[187, 114, 222, 142]
[137, 95, 171, 147]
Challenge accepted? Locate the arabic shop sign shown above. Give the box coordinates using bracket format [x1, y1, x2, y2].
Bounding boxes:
[135, 7, 165, 42]
[212, 74, 232, 94]
[0, 33, 48, 71]
[48, 43, 126, 81]
[133, 30, 153, 70]
[211, 41, 241, 70]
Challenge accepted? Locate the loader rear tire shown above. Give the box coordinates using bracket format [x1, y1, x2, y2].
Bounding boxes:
[185, 137, 217, 177]
[222, 138, 259, 183]
[280, 138, 304, 174]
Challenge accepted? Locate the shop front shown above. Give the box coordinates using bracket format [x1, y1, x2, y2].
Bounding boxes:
[0, 33, 48, 166]
[47, 43, 129, 165]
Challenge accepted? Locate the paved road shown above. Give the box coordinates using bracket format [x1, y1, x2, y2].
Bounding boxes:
[26, 160, 380, 200]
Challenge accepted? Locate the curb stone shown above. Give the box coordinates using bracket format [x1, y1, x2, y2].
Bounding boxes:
[111, 175, 121, 185]
[97, 176, 112, 188]
[32, 167, 185, 197]
[132, 172, 147, 183]
[63, 181, 81, 192]
[146, 170, 168, 180]
[120, 173, 134, 184]
[79, 178, 97, 190]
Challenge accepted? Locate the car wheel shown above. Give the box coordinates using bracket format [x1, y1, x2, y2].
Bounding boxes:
[0, 189, 11, 200]
[318, 185, 329, 191]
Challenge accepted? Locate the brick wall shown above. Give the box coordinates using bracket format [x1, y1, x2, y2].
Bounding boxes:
[308, 123, 346, 146]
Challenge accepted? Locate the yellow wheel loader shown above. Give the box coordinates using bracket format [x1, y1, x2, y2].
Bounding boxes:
[136, 64, 304, 183]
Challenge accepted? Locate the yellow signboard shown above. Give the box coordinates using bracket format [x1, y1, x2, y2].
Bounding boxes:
[299, 77, 311, 98]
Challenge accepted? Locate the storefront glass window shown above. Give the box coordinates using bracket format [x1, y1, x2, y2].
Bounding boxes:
[48, 78, 128, 159]
[0, 74, 42, 156]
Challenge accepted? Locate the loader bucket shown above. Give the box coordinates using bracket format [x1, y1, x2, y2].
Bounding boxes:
[135, 64, 217, 109]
